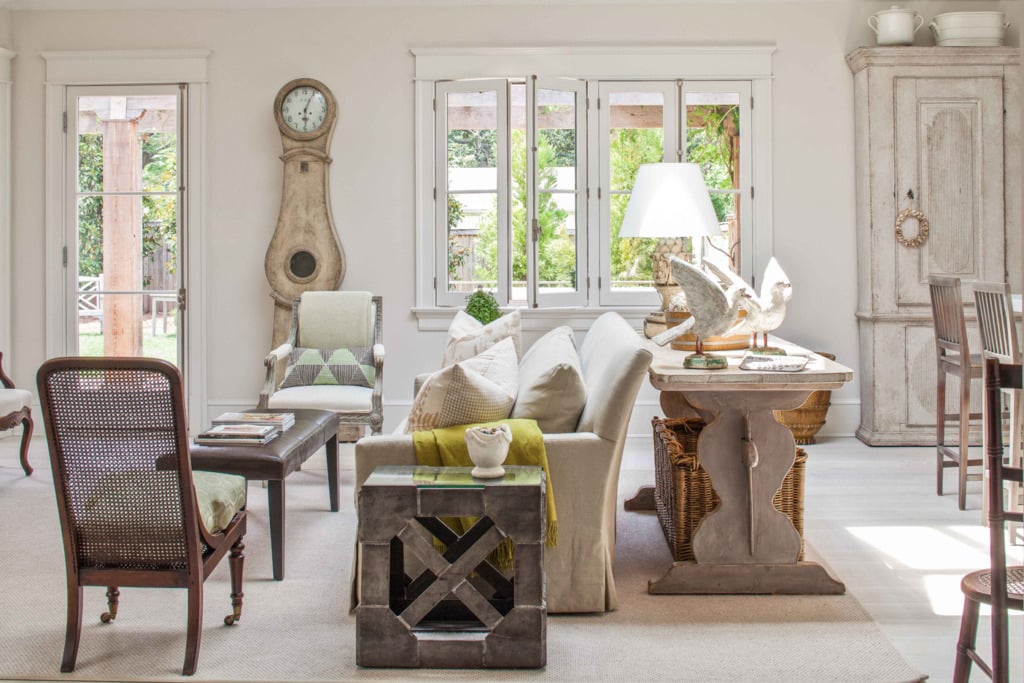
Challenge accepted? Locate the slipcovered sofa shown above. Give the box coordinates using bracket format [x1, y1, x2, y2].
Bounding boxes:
[353, 312, 653, 613]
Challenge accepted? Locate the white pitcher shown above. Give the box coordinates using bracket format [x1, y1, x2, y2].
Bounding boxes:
[868, 6, 924, 46]
[465, 423, 513, 479]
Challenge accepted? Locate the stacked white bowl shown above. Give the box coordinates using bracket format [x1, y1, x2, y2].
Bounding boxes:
[930, 11, 1009, 46]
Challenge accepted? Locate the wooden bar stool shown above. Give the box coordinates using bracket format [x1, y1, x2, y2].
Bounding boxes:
[973, 281, 1023, 542]
[952, 359, 1024, 683]
[928, 276, 984, 510]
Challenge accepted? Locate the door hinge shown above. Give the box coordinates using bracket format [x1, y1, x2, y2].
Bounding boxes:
[433, 276, 437, 290]
[598, 276, 602, 289]
[597, 97, 601, 110]
[433, 187, 437, 200]
[586, 187, 590, 201]
[531, 218, 541, 242]
[432, 97, 436, 112]
[586, 276, 590, 289]
[598, 187, 602, 200]
[62, 245, 67, 267]
[751, 186, 755, 199]
[750, 96, 754, 110]
[177, 288, 187, 312]
[62, 111, 67, 133]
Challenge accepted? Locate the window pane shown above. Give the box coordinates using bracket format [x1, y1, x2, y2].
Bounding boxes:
[510, 83, 527, 302]
[76, 95, 178, 194]
[537, 87, 579, 295]
[445, 88, 500, 294]
[446, 89, 498, 192]
[687, 92, 740, 270]
[700, 192, 737, 268]
[446, 191, 497, 293]
[609, 91, 665, 290]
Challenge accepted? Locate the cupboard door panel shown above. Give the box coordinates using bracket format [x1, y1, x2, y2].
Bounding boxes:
[894, 76, 1004, 308]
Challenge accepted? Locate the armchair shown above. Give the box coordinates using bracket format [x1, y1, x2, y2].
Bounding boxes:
[0, 351, 33, 475]
[354, 312, 652, 613]
[259, 291, 384, 438]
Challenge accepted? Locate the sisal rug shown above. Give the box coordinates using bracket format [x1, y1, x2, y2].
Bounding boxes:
[0, 462, 925, 682]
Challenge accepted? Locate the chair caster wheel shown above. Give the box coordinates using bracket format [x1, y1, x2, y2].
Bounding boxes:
[100, 612, 114, 624]
[224, 615, 237, 626]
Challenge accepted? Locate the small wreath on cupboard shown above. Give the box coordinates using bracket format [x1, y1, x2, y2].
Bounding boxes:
[895, 207, 929, 248]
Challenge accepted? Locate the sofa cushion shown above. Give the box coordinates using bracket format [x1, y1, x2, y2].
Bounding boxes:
[279, 346, 375, 389]
[512, 326, 587, 433]
[443, 310, 522, 366]
[406, 338, 518, 433]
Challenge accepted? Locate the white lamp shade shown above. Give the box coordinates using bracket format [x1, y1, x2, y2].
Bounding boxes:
[619, 163, 723, 239]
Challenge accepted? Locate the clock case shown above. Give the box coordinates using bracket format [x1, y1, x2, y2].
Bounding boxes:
[266, 77, 346, 347]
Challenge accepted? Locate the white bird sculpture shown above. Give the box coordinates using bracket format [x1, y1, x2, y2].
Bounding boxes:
[703, 257, 792, 351]
[652, 256, 748, 369]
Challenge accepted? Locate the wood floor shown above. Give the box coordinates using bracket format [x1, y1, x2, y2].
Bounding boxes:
[3, 431, 1020, 682]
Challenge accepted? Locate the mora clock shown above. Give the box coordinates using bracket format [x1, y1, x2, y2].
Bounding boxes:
[266, 77, 345, 346]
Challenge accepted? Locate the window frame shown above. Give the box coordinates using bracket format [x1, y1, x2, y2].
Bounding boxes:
[413, 46, 774, 326]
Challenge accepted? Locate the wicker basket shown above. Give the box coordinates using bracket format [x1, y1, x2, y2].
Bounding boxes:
[652, 417, 807, 562]
[774, 352, 836, 445]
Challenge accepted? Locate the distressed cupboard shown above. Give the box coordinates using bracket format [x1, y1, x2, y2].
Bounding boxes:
[847, 47, 1021, 446]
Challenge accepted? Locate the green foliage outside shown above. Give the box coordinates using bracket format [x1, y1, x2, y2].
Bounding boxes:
[442, 102, 740, 292]
[77, 130, 178, 284]
[473, 129, 574, 288]
[609, 127, 665, 284]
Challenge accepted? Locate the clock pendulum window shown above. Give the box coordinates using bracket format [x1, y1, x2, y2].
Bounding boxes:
[266, 77, 345, 347]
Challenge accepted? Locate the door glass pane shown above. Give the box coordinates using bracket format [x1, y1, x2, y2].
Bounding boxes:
[608, 91, 665, 291]
[74, 93, 179, 364]
[537, 87, 578, 294]
[446, 89, 498, 293]
[686, 91, 740, 272]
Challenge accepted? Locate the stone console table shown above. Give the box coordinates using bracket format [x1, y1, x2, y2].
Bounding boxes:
[629, 337, 853, 595]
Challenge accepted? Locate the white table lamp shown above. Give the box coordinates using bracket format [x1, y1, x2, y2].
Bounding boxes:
[619, 163, 722, 332]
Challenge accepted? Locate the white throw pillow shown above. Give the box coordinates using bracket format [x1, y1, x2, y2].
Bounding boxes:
[406, 338, 519, 433]
[512, 326, 587, 433]
[443, 310, 522, 366]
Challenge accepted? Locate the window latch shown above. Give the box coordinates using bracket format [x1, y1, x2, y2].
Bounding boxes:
[532, 218, 541, 242]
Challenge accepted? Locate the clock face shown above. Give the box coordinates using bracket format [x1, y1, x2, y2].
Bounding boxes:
[280, 86, 328, 134]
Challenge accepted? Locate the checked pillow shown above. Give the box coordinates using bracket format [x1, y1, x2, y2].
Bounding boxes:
[279, 346, 375, 389]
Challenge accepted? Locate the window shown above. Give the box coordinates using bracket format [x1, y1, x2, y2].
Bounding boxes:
[416, 47, 773, 319]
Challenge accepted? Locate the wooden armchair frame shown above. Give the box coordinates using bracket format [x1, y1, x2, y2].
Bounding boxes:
[0, 351, 33, 475]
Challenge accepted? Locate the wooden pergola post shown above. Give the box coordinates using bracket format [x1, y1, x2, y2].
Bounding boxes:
[101, 98, 143, 357]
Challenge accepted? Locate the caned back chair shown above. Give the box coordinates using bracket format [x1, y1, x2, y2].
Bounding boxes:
[37, 357, 247, 676]
[953, 358, 1024, 683]
[974, 281, 1023, 542]
[929, 275, 984, 510]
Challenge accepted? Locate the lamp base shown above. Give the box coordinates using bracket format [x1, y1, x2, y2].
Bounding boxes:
[683, 352, 729, 370]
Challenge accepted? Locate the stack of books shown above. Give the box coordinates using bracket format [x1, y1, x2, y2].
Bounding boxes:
[195, 411, 296, 446]
[196, 423, 280, 446]
[212, 411, 296, 431]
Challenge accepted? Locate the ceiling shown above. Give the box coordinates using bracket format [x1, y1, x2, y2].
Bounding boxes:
[0, 0, 840, 9]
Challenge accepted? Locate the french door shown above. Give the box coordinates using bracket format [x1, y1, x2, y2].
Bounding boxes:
[65, 84, 187, 369]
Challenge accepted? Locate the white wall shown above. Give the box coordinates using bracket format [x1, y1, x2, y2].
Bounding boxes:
[6, 1, 1020, 437]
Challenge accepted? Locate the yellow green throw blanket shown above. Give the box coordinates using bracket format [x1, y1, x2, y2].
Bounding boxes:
[413, 418, 557, 567]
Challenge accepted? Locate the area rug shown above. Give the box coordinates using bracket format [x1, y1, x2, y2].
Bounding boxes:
[0, 463, 925, 682]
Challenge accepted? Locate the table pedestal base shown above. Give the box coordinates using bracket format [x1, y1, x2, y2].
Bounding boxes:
[648, 561, 845, 595]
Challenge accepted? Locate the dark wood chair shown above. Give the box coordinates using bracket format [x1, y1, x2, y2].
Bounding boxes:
[953, 358, 1024, 682]
[973, 281, 1023, 541]
[0, 351, 33, 475]
[36, 357, 247, 676]
[928, 275, 984, 510]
